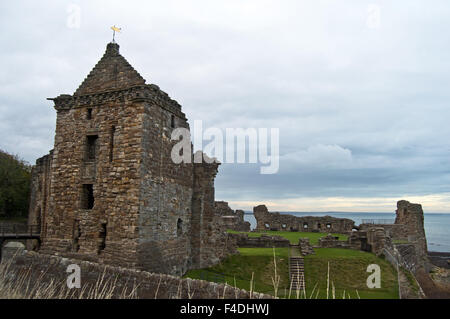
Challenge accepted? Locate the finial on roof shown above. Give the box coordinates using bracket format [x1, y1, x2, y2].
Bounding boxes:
[111, 25, 121, 43]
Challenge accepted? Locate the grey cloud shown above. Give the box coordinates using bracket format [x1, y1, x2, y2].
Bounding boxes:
[1, 1, 450, 209]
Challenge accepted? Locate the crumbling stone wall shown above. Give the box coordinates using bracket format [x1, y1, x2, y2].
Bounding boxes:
[27, 151, 52, 250]
[382, 200, 430, 272]
[317, 200, 429, 265]
[215, 201, 250, 232]
[28, 42, 235, 276]
[4, 251, 273, 299]
[190, 159, 238, 269]
[253, 205, 355, 234]
[318, 235, 347, 249]
[366, 227, 386, 256]
[318, 227, 386, 256]
[395, 201, 428, 257]
[298, 238, 314, 256]
[360, 200, 429, 271]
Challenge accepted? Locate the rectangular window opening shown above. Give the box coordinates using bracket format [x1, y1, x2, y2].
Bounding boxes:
[109, 126, 115, 162]
[98, 222, 107, 254]
[81, 184, 94, 210]
[86, 135, 98, 161]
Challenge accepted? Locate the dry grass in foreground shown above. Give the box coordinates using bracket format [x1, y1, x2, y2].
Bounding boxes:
[0, 251, 138, 299]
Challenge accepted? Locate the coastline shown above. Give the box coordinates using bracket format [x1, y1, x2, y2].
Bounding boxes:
[243, 211, 450, 253]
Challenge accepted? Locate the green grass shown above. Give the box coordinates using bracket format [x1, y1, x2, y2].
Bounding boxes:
[228, 229, 348, 245]
[184, 247, 399, 299]
[400, 266, 420, 294]
[303, 248, 399, 299]
[184, 247, 289, 296]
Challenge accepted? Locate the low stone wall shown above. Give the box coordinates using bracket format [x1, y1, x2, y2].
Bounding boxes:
[318, 235, 349, 249]
[229, 233, 290, 248]
[2, 251, 273, 299]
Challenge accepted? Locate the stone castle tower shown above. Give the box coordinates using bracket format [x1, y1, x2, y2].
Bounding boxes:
[28, 42, 232, 275]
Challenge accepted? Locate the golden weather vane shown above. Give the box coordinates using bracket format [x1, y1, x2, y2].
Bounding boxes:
[111, 25, 121, 43]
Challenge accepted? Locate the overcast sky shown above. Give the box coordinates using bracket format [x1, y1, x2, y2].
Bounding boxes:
[1, 1, 450, 212]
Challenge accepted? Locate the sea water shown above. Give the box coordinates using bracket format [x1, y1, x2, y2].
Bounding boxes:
[243, 212, 450, 253]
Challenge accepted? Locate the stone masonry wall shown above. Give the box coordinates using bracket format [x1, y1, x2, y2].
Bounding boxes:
[27, 151, 52, 249]
[318, 227, 386, 256]
[215, 201, 251, 232]
[137, 83, 193, 276]
[191, 159, 238, 269]
[229, 233, 290, 248]
[361, 200, 429, 271]
[253, 204, 355, 234]
[41, 93, 143, 268]
[395, 200, 428, 256]
[389, 200, 429, 271]
[30, 42, 234, 277]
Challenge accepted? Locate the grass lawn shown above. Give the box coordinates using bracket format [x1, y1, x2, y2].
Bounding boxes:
[303, 248, 399, 299]
[184, 247, 398, 299]
[184, 247, 290, 296]
[228, 229, 348, 245]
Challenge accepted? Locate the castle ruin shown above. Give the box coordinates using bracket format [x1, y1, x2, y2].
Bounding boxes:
[252, 201, 430, 272]
[27, 42, 235, 276]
